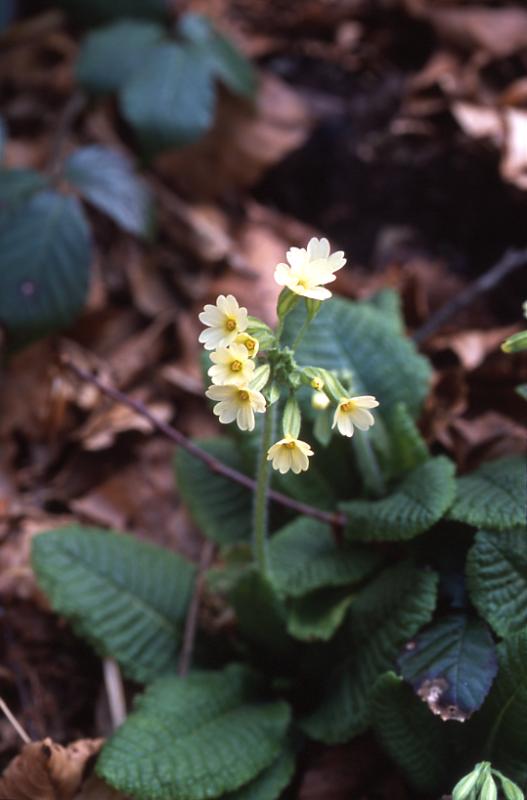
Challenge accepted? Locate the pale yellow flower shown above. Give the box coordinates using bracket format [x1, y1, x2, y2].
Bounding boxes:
[235, 332, 259, 358]
[274, 237, 346, 300]
[205, 384, 266, 431]
[332, 395, 379, 438]
[311, 390, 330, 411]
[208, 342, 255, 386]
[267, 434, 314, 474]
[199, 294, 248, 351]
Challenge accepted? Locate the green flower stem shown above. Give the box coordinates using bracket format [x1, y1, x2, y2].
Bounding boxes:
[353, 431, 385, 497]
[291, 316, 310, 352]
[252, 400, 277, 576]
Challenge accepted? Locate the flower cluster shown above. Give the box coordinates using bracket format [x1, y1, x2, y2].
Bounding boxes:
[199, 238, 379, 474]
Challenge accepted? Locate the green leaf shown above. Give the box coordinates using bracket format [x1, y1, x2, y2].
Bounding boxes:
[0, 168, 49, 208]
[398, 613, 497, 718]
[223, 747, 295, 800]
[269, 516, 381, 599]
[502, 330, 527, 353]
[57, 0, 168, 24]
[384, 401, 429, 477]
[179, 14, 257, 100]
[0, 191, 91, 348]
[371, 673, 451, 793]
[0, 115, 6, 159]
[174, 438, 252, 545]
[31, 526, 195, 683]
[76, 20, 164, 95]
[467, 529, 527, 637]
[230, 569, 293, 657]
[97, 664, 291, 800]
[121, 42, 215, 154]
[365, 288, 405, 334]
[341, 456, 456, 542]
[65, 146, 154, 237]
[287, 588, 353, 642]
[478, 631, 527, 786]
[448, 456, 526, 531]
[284, 296, 432, 417]
[302, 562, 438, 743]
[273, 458, 337, 511]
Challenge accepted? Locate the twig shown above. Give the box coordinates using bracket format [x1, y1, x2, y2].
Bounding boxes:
[413, 247, 527, 345]
[103, 659, 126, 729]
[0, 697, 31, 744]
[62, 357, 347, 529]
[178, 540, 216, 677]
[46, 90, 86, 177]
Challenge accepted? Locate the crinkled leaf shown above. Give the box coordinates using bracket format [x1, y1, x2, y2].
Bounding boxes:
[230, 569, 293, 657]
[342, 456, 456, 542]
[97, 664, 291, 800]
[383, 402, 429, 477]
[287, 588, 353, 642]
[31, 526, 195, 683]
[365, 288, 405, 334]
[448, 456, 526, 531]
[477, 631, 527, 786]
[284, 296, 432, 418]
[0, 191, 91, 348]
[65, 146, 154, 237]
[467, 528, 527, 637]
[269, 516, 381, 599]
[371, 672, 451, 793]
[398, 613, 497, 718]
[302, 562, 438, 743]
[76, 20, 164, 95]
[174, 438, 252, 545]
[223, 746, 295, 800]
[121, 42, 215, 154]
[0, 168, 49, 208]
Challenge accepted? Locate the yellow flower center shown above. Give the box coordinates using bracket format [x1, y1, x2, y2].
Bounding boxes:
[225, 318, 237, 331]
[238, 390, 249, 401]
[245, 338, 255, 351]
[231, 360, 243, 372]
[297, 278, 309, 289]
[284, 441, 296, 449]
[341, 400, 356, 413]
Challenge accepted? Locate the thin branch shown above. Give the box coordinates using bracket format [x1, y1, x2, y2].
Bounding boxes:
[0, 697, 31, 744]
[61, 356, 347, 529]
[178, 540, 216, 677]
[103, 659, 126, 729]
[413, 247, 527, 345]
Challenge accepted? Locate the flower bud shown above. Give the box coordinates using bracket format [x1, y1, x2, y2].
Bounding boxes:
[499, 775, 524, 800]
[311, 391, 330, 411]
[310, 377, 324, 391]
[479, 774, 497, 800]
[452, 767, 484, 800]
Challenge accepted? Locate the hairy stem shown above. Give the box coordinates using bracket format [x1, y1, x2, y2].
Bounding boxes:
[253, 401, 276, 576]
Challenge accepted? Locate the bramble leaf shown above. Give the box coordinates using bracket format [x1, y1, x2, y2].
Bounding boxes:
[174, 438, 252, 545]
[342, 457, 456, 541]
[371, 672, 451, 793]
[398, 613, 497, 718]
[65, 146, 154, 237]
[301, 562, 438, 743]
[97, 664, 291, 800]
[0, 168, 49, 208]
[467, 529, 527, 637]
[76, 20, 164, 94]
[0, 191, 91, 348]
[31, 526, 195, 683]
[448, 456, 526, 531]
[269, 516, 381, 598]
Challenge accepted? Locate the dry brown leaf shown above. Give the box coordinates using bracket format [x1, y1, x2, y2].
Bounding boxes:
[429, 325, 519, 371]
[0, 737, 102, 800]
[74, 774, 129, 800]
[501, 108, 527, 190]
[427, 6, 527, 58]
[452, 102, 503, 145]
[156, 73, 311, 200]
[74, 396, 172, 451]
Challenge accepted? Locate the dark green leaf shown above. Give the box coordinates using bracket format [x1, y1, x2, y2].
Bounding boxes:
[76, 20, 164, 95]
[174, 438, 252, 545]
[365, 288, 405, 334]
[384, 401, 429, 477]
[302, 562, 438, 743]
[398, 613, 497, 718]
[284, 296, 432, 418]
[97, 664, 291, 800]
[371, 672, 451, 793]
[31, 526, 195, 683]
[269, 516, 381, 599]
[223, 746, 295, 800]
[341, 456, 456, 542]
[0, 168, 49, 208]
[448, 456, 526, 530]
[287, 587, 353, 642]
[65, 146, 154, 237]
[121, 42, 215, 154]
[467, 529, 527, 637]
[230, 569, 293, 657]
[0, 191, 91, 348]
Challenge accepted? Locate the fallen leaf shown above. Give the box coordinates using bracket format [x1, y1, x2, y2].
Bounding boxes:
[74, 774, 129, 800]
[427, 6, 527, 58]
[501, 109, 527, 190]
[74, 395, 172, 451]
[0, 737, 102, 800]
[429, 325, 519, 371]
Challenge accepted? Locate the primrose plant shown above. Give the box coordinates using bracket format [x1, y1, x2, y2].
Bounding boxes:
[198, 237, 379, 574]
[31, 236, 527, 800]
